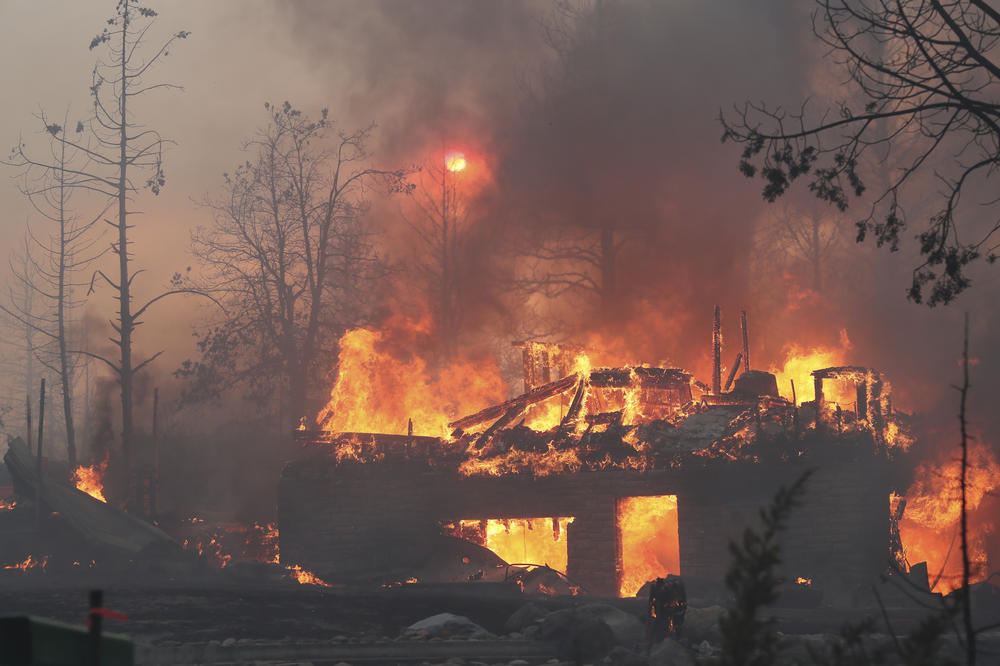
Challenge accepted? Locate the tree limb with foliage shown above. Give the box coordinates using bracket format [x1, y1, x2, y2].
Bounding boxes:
[721, 0, 1000, 305]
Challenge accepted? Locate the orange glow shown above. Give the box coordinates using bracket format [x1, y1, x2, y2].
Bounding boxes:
[896, 440, 1000, 593]
[796, 576, 812, 586]
[618, 495, 679, 597]
[769, 332, 853, 405]
[72, 458, 108, 503]
[0, 498, 15, 511]
[317, 314, 507, 437]
[445, 151, 467, 172]
[287, 564, 333, 586]
[3, 555, 49, 572]
[460, 518, 574, 573]
[259, 522, 280, 564]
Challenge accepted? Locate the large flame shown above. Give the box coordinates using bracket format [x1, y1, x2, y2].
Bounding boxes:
[769, 330, 853, 405]
[317, 315, 507, 437]
[72, 459, 108, 503]
[460, 518, 574, 574]
[287, 564, 334, 586]
[897, 440, 999, 593]
[618, 495, 679, 597]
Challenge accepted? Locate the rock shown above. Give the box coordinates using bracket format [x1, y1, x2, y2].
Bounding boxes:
[603, 645, 647, 666]
[777, 632, 831, 663]
[504, 601, 549, 633]
[407, 613, 489, 639]
[680, 605, 724, 644]
[538, 607, 616, 662]
[648, 638, 694, 666]
[561, 603, 644, 648]
[221, 637, 236, 647]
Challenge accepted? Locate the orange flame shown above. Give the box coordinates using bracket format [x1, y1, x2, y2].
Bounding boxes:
[769, 331, 853, 405]
[259, 522, 280, 564]
[0, 498, 16, 511]
[618, 496, 679, 597]
[287, 564, 333, 586]
[317, 315, 507, 437]
[3, 555, 49, 572]
[460, 518, 574, 573]
[896, 440, 999, 593]
[72, 459, 108, 503]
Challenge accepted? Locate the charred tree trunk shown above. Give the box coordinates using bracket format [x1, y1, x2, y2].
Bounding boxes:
[117, 14, 135, 480]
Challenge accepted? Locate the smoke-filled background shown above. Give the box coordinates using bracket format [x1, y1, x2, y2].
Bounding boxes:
[0, 0, 996, 549]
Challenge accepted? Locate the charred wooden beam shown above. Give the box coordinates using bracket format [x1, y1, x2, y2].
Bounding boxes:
[558, 379, 587, 430]
[588, 367, 690, 388]
[712, 305, 722, 394]
[474, 404, 527, 450]
[448, 374, 579, 432]
[585, 410, 623, 426]
[723, 352, 743, 392]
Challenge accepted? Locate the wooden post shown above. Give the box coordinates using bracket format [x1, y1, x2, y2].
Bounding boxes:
[35, 379, 45, 525]
[740, 310, 750, 373]
[151, 387, 159, 519]
[26, 394, 32, 454]
[813, 375, 825, 430]
[712, 305, 722, 394]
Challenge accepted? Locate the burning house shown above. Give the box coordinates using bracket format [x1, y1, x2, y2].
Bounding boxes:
[279, 331, 913, 599]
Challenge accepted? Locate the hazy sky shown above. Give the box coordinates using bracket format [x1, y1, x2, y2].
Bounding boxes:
[0, 0, 997, 445]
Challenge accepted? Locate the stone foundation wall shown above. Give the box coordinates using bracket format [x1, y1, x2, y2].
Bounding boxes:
[278, 448, 890, 596]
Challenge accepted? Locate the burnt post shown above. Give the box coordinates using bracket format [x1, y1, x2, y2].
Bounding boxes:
[855, 381, 868, 423]
[35, 379, 45, 525]
[712, 305, 721, 394]
[740, 310, 750, 373]
[151, 387, 159, 519]
[813, 374, 825, 430]
[88, 589, 102, 666]
[521, 343, 535, 393]
[26, 393, 32, 457]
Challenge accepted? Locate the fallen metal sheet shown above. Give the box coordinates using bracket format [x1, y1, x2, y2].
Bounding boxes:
[3, 438, 177, 555]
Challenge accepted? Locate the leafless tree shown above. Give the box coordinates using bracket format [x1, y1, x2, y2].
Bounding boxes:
[512, 224, 624, 320]
[0, 237, 42, 441]
[755, 203, 845, 294]
[510, 0, 629, 322]
[2, 113, 106, 467]
[183, 102, 404, 424]
[8, 1, 195, 496]
[722, 0, 1000, 305]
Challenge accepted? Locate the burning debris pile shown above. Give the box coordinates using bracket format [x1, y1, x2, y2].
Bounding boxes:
[305, 356, 912, 480]
[280, 311, 936, 598]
